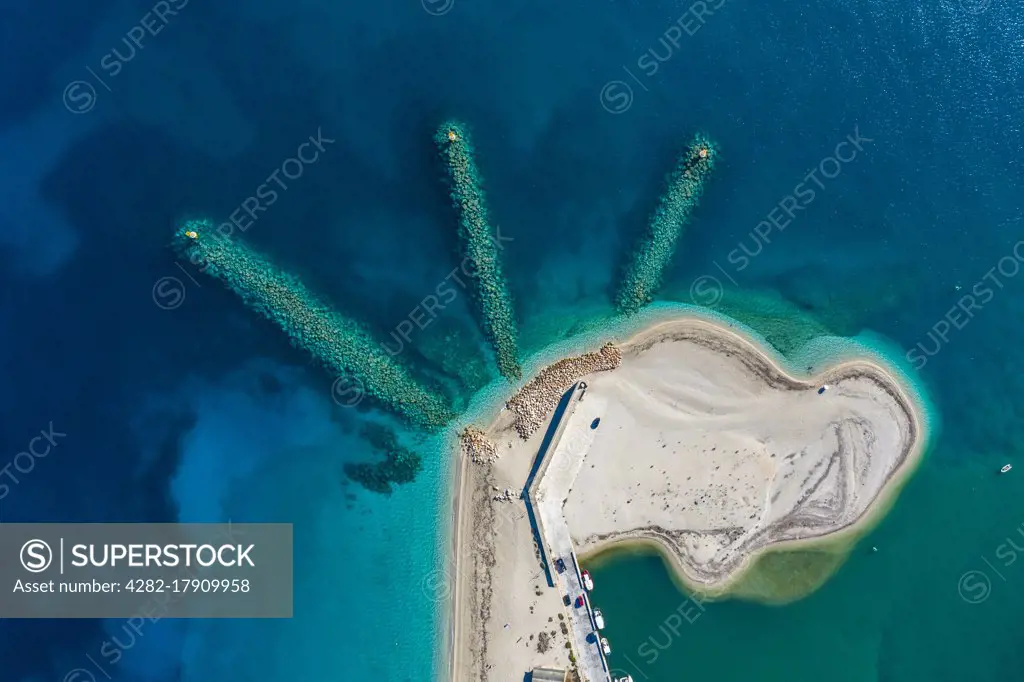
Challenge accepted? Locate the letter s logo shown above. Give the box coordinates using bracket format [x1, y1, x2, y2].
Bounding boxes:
[21, 539, 53, 573]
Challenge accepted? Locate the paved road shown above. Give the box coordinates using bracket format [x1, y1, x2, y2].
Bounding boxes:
[535, 387, 610, 682]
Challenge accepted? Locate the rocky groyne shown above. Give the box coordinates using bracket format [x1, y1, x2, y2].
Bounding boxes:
[436, 121, 521, 381]
[172, 219, 454, 428]
[617, 134, 718, 313]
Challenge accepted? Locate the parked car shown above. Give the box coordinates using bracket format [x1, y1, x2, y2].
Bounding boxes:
[554, 557, 566, 573]
[574, 594, 585, 608]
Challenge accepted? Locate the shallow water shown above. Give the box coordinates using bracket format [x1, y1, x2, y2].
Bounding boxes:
[2, 0, 1023, 680]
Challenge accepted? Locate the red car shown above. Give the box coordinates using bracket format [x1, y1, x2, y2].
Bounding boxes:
[574, 594, 585, 608]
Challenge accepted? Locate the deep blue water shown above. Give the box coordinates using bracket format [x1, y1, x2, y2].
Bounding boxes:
[2, 0, 1023, 680]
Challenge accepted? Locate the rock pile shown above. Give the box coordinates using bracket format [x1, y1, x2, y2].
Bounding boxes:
[506, 343, 622, 439]
[461, 426, 499, 465]
[491, 486, 517, 502]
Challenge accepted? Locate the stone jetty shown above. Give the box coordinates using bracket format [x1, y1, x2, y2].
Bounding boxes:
[436, 120, 522, 381]
[172, 219, 454, 429]
[617, 133, 718, 314]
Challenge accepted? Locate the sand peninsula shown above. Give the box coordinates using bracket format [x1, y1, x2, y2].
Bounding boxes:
[446, 309, 928, 681]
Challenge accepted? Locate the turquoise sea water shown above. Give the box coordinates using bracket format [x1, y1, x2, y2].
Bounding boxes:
[2, 0, 1023, 680]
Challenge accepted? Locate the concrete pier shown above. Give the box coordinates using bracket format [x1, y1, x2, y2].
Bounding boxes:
[528, 383, 611, 682]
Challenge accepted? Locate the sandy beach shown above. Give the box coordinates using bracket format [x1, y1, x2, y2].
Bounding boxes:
[448, 314, 926, 681]
[566, 318, 923, 593]
[449, 408, 582, 682]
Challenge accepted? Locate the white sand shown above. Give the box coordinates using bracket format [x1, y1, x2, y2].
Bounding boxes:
[450, 411, 579, 682]
[450, 315, 925, 681]
[564, 319, 922, 589]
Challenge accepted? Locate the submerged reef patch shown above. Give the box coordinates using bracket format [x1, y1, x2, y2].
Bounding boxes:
[616, 134, 718, 314]
[344, 423, 423, 494]
[172, 220, 453, 428]
[435, 120, 521, 381]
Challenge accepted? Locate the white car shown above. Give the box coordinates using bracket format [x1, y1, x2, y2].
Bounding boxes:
[593, 608, 605, 630]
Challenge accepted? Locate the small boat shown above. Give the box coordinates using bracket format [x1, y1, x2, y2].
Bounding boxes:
[581, 569, 594, 591]
[817, 385, 829, 395]
[1000, 464, 1012, 474]
[593, 608, 605, 630]
[614, 677, 634, 682]
[601, 637, 611, 655]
